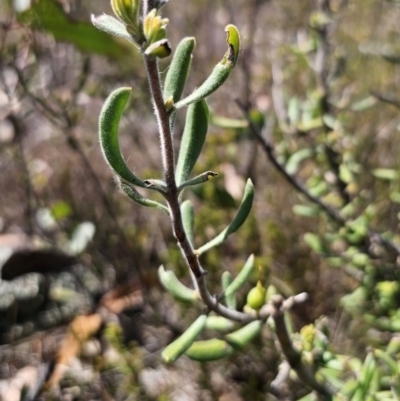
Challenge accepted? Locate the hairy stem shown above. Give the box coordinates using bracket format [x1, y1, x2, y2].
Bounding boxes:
[142, 3, 255, 322]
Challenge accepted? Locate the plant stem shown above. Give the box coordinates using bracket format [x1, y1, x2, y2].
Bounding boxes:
[144, 51, 255, 322]
[272, 296, 335, 399]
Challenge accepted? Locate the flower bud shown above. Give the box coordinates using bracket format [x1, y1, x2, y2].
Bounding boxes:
[111, 0, 139, 26]
[246, 280, 266, 311]
[143, 9, 169, 45]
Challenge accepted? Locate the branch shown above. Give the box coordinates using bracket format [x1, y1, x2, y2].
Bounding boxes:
[371, 90, 400, 110]
[142, 2, 255, 323]
[272, 295, 335, 400]
[236, 100, 343, 223]
[236, 100, 400, 257]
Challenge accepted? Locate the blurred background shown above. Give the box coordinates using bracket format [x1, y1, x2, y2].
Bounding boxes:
[1, 0, 400, 399]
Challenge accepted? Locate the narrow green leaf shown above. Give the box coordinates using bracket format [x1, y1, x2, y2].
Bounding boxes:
[158, 265, 197, 302]
[174, 25, 240, 109]
[195, 179, 254, 255]
[285, 148, 313, 175]
[292, 204, 320, 217]
[222, 24, 240, 67]
[185, 339, 234, 361]
[386, 337, 400, 355]
[19, 0, 132, 58]
[120, 181, 169, 214]
[374, 350, 398, 375]
[372, 168, 399, 181]
[99, 87, 145, 187]
[221, 271, 237, 309]
[205, 316, 234, 332]
[178, 171, 217, 190]
[224, 254, 255, 298]
[91, 14, 136, 43]
[175, 99, 209, 186]
[224, 320, 263, 349]
[163, 37, 196, 103]
[210, 114, 248, 129]
[162, 314, 207, 363]
[181, 200, 195, 245]
[350, 96, 377, 111]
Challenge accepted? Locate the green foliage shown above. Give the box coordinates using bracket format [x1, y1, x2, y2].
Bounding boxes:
[161, 314, 207, 363]
[163, 37, 196, 104]
[175, 99, 209, 187]
[195, 179, 255, 255]
[99, 87, 146, 187]
[19, 0, 133, 58]
[91, 0, 400, 398]
[174, 25, 241, 109]
[158, 265, 197, 302]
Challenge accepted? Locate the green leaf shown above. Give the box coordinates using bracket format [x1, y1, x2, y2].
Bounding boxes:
[185, 339, 234, 361]
[339, 164, 353, 184]
[372, 168, 399, 181]
[205, 316, 234, 332]
[91, 14, 136, 43]
[19, 0, 132, 58]
[285, 148, 313, 175]
[222, 24, 240, 67]
[224, 254, 255, 298]
[162, 314, 207, 363]
[292, 204, 320, 217]
[221, 271, 237, 309]
[340, 287, 367, 315]
[195, 179, 254, 255]
[178, 171, 218, 190]
[210, 114, 248, 129]
[350, 96, 377, 111]
[174, 25, 240, 109]
[296, 117, 324, 132]
[163, 37, 196, 103]
[288, 97, 301, 126]
[181, 200, 195, 245]
[389, 192, 400, 203]
[304, 233, 327, 254]
[158, 265, 197, 302]
[224, 320, 263, 349]
[120, 180, 169, 214]
[374, 350, 398, 375]
[175, 99, 209, 187]
[99, 87, 145, 187]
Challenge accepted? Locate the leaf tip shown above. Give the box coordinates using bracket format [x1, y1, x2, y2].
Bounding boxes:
[223, 24, 240, 67]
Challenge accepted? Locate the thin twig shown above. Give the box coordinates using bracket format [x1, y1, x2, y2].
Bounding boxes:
[236, 100, 344, 223]
[236, 100, 400, 257]
[313, 0, 350, 205]
[272, 295, 334, 399]
[269, 360, 291, 399]
[371, 90, 400, 110]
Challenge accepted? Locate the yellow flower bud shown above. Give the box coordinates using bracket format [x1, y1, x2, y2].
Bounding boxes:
[111, 0, 139, 26]
[143, 9, 169, 45]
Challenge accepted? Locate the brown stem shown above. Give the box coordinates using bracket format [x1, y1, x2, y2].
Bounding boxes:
[272, 296, 334, 399]
[143, 51, 256, 322]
